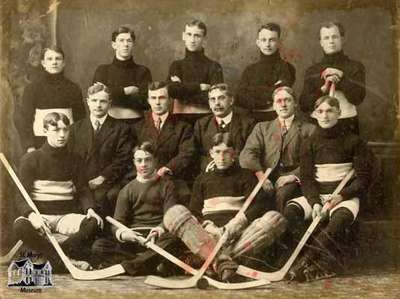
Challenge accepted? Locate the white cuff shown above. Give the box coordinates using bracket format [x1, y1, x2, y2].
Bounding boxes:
[115, 227, 130, 243]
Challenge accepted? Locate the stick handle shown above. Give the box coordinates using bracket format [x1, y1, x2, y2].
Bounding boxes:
[241, 168, 272, 212]
[329, 82, 336, 97]
[106, 216, 147, 244]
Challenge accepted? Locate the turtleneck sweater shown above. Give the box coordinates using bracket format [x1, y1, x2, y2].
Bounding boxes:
[299, 50, 366, 114]
[93, 56, 152, 111]
[17, 142, 93, 217]
[236, 51, 296, 111]
[18, 68, 84, 150]
[300, 123, 370, 206]
[168, 48, 223, 107]
[189, 164, 267, 226]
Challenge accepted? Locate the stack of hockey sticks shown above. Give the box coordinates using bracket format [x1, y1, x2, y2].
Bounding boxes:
[0, 153, 125, 280]
[236, 168, 355, 282]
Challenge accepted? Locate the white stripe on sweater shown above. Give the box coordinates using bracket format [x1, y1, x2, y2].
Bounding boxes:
[32, 180, 75, 201]
[202, 196, 244, 215]
[315, 163, 353, 182]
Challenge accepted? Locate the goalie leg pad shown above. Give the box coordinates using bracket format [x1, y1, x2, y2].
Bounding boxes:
[164, 205, 216, 260]
[231, 210, 287, 258]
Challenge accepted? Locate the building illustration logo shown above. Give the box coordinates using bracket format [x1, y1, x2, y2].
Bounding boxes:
[8, 257, 53, 289]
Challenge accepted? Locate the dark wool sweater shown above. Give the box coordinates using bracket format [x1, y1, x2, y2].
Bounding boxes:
[17, 142, 93, 217]
[168, 48, 223, 106]
[189, 165, 267, 226]
[93, 57, 152, 110]
[300, 124, 370, 207]
[236, 51, 296, 111]
[18, 69, 85, 150]
[113, 176, 178, 229]
[299, 51, 366, 114]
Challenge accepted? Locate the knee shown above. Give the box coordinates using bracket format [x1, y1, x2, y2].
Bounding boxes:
[80, 217, 100, 236]
[92, 238, 115, 255]
[13, 218, 35, 240]
[284, 203, 304, 224]
[163, 205, 192, 235]
[326, 208, 354, 234]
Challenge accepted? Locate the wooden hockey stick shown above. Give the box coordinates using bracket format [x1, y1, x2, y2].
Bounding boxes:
[237, 169, 355, 282]
[0, 153, 125, 280]
[144, 168, 273, 289]
[106, 217, 269, 290]
[0, 240, 23, 265]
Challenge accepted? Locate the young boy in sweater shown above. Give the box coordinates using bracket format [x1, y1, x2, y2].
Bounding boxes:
[285, 96, 370, 281]
[13, 112, 103, 272]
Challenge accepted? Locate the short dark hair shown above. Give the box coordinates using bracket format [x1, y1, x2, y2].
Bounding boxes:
[132, 141, 155, 157]
[208, 83, 233, 98]
[87, 82, 110, 98]
[185, 19, 207, 37]
[258, 23, 281, 38]
[314, 95, 340, 111]
[212, 132, 234, 149]
[320, 22, 345, 38]
[148, 81, 169, 93]
[43, 112, 70, 129]
[112, 26, 135, 42]
[272, 86, 296, 102]
[41, 45, 65, 60]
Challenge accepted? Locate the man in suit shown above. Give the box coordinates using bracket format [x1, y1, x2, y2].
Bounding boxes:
[239, 86, 315, 212]
[194, 83, 255, 172]
[133, 81, 195, 204]
[69, 83, 133, 218]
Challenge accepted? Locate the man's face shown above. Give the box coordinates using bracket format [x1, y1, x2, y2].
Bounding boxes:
[210, 143, 235, 170]
[134, 150, 155, 179]
[256, 29, 280, 56]
[112, 32, 134, 60]
[320, 25, 344, 55]
[44, 121, 69, 148]
[41, 50, 65, 74]
[208, 88, 234, 118]
[87, 91, 111, 118]
[182, 25, 205, 52]
[148, 87, 170, 116]
[314, 101, 340, 129]
[273, 89, 296, 119]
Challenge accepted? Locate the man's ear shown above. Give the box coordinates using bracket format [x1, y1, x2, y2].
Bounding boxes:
[111, 41, 117, 51]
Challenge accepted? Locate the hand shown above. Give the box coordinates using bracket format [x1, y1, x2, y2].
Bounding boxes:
[321, 67, 344, 80]
[88, 176, 106, 190]
[120, 229, 144, 244]
[275, 175, 299, 189]
[86, 208, 104, 230]
[200, 83, 211, 91]
[224, 212, 248, 240]
[255, 171, 274, 193]
[170, 75, 182, 83]
[27, 147, 36, 153]
[156, 167, 173, 177]
[203, 220, 223, 240]
[312, 203, 322, 220]
[123, 85, 139, 95]
[323, 194, 343, 211]
[28, 212, 49, 235]
[145, 226, 165, 244]
[325, 74, 341, 84]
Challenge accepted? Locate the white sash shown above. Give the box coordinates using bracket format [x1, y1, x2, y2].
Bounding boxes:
[202, 196, 244, 215]
[315, 163, 353, 183]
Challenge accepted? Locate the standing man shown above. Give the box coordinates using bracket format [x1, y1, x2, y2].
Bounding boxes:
[93, 26, 152, 124]
[69, 83, 133, 218]
[17, 46, 85, 153]
[299, 22, 366, 134]
[236, 23, 296, 122]
[168, 19, 224, 124]
[194, 83, 255, 172]
[240, 86, 315, 212]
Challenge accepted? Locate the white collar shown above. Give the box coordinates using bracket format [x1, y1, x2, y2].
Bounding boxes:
[136, 172, 157, 183]
[90, 114, 108, 129]
[278, 114, 295, 129]
[152, 112, 169, 127]
[215, 111, 233, 125]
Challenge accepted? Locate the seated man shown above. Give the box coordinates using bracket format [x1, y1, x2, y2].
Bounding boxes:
[13, 112, 103, 272]
[91, 142, 181, 276]
[17, 45, 85, 153]
[194, 83, 255, 172]
[240, 86, 315, 212]
[133, 81, 195, 203]
[164, 133, 287, 281]
[285, 96, 370, 281]
[69, 83, 133, 218]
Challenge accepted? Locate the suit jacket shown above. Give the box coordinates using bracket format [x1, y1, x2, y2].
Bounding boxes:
[69, 116, 133, 185]
[133, 112, 195, 178]
[239, 116, 315, 178]
[194, 110, 256, 171]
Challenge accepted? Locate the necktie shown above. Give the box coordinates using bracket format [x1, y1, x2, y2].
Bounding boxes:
[219, 120, 227, 132]
[94, 120, 101, 135]
[281, 120, 288, 137]
[155, 117, 162, 132]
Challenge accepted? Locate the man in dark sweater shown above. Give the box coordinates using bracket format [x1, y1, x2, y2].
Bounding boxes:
[168, 19, 224, 125]
[16, 46, 85, 153]
[164, 133, 287, 281]
[194, 83, 255, 172]
[236, 23, 296, 122]
[285, 96, 370, 281]
[299, 22, 366, 134]
[13, 112, 103, 272]
[93, 26, 152, 124]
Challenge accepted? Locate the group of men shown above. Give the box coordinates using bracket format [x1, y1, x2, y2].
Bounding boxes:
[11, 19, 370, 283]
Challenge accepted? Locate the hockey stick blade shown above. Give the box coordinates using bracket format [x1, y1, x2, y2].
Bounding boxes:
[237, 169, 355, 282]
[140, 168, 272, 289]
[0, 240, 23, 265]
[0, 153, 125, 280]
[106, 217, 269, 290]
